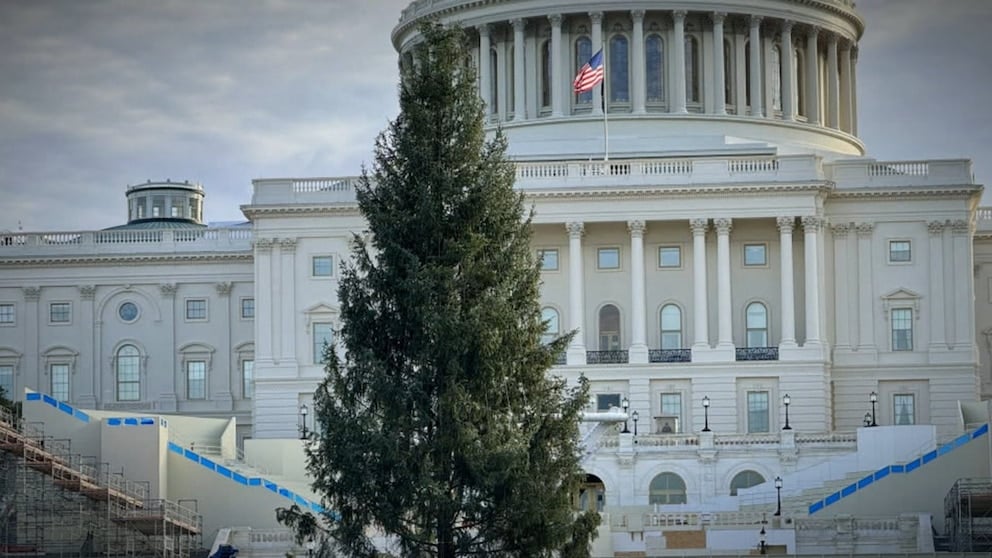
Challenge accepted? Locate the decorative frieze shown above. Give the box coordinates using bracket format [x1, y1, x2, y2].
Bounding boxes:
[79, 285, 96, 300]
[801, 215, 823, 232]
[855, 222, 874, 237]
[566, 221, 584, 238]
[777, 216, 795, 233]
[714, 218, 733, 235]
[690, 218, 708, 235]
[159, 283, 178, 298]
[927, 220, 946, 236]
[831, 223, 850, 238]
[22, 287, 40, 301]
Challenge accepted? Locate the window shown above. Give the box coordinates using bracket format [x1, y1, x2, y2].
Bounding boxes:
[538, 249, 559, 271]
[746, 302, 769, 347]
[770, 45, 782, 111]
[888, 240, 912, 263]
[116, 345, 140, 401]
[575, 36, 592, 105]
[507, 45, 515, 113]
[241, 298, 255, 319]
[744, 244, 767, 266]
[597, 247, 620, 270]
[649, 473, 687, 505]
[489, 48, 499, 114]
[685, 35, 700, 104]
[185, 299, 207, 321]
[598, 304, 621, 350]
[0, 365, 13, 400]
[186, 361, 206, 400]
[541, 307, 560, 345]
[660, 305, 682, 349]
[50, 302, 71, 324]
[747, 391, 770, 433]
[313, 322, 333, 364]
[891, 308, 913, 351]
[645, 34, 665, 104]
[724, 39, 734, 108]
[0, 303, 13, 325]
[894, 394, 915, 425]
[51, 363, 70, 401]
[596, 393, 621, 411]
[540, 40, 552, 109]
[118, 302, 139, 323]
[242, 360, 254, 399]
[730, 470, 765, 496]
[312, 255, 334, 277]
[659, 246, 681, 268]
[659, 393, 682, 433]
[609, 34, 629, 103]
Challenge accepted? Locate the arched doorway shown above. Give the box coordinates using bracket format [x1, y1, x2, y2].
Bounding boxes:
[576, 473, 606, 512]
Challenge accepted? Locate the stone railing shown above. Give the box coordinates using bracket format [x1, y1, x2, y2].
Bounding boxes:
[0, 227, 253, 258]
[648, 349, 691, 363]
[828, 158, 974, 188]
[600, 430, 856, 452]
[735, 347, 779, 361]
[586, 350, 629, 365]
[609, 508, 790, 532]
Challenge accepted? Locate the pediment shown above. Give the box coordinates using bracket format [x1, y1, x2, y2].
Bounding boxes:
[881, 288, 921, 301]
[303, 302, 338, 315]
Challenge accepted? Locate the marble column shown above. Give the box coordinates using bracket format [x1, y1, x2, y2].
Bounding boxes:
[928, 221, 947, 350]
[672, 10, 688, 114]
[778, 217, 797, 347]
[826, 34, 839, 129]
[566, 222, 587, 364]
[952, 220, 974, 347]
[712, 12, 727, 115]
[802, 216, 821, 345]
[512, 18, 526, 121]
[850, 46, 858, 135]
[279, 239, 298, 365]
[549, 15, 563, 117]
[748, 16, 764, 117]
[629, 221, 649, 363]
[839, 41, 852, 132]
[855, 223, 875, 350]
[830, 224, 850, 350]
[805, 27, 820, 125]
[631, 10, 646, 114]
[591, 12, 604, 116]
[715, 218, 734, 348]
[781, 21, 796, 121]
[691, 219, 710, 349]
[254, 239, 274, 366]
[478, 25, 492, 117]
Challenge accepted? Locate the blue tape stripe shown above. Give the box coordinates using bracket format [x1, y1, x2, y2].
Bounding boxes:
[808, 500, 824, 515]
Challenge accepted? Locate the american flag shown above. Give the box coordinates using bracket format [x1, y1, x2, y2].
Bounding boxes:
[573, 48, 604, 93]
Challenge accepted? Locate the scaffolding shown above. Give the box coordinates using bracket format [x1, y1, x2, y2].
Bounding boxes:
[0, 406, 203, 557]
[944, 478, 992, 552]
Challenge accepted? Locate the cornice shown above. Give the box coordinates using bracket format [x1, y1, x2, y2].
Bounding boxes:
[523, 181, 831, 200]
[240, 205, 362, 218]
[0, 253, 253, 268]
[828, 185, 981, 200]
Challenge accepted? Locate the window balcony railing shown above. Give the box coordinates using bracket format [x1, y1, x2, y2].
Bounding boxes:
[586, 350, 629, 365]
[735, 347, 779, 361]
[648, 349, 691, 363]
[554, 352, 567, 366]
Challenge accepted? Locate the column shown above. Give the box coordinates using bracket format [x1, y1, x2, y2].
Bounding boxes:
[850, 46, 858, 135]
[826, 34, 839, 129]
[549, 15, 563, 117]
[952, 220, 974, 347]
[254, 239, 274, 366]
[734, 23, 747, 115]
[928, 221, 947, 350]
[801, 216, 821, 345]
[748, 16, 764, 117]
[215, 282, 235, 408]
[839, 41, 852, 132]
[495, 37, 508, 121]
[830, 224, 850, 350]
[712, 12, 727, 115]
[781, 21, 795, 121]
[566, 222, 587, 364]
[671, 10, 688, 114]
[691, 219, 710, 349]
[631, 10, 646, 114]
[478, 25, 492, 117]
[778, 217, 797, 347]
[512, 18, 526, 121]
[855, 223, 875, 350]
[158, 283, 179, 410]
[805, 27, 820, 125]
[628, 221, 648, 363]
[715, 219, 734, 349]
[590, 12, 604, 116]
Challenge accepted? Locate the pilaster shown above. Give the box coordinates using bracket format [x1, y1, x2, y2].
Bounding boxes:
[566, 222, 587, 365]
[855, 223, 877, 354]
[628, 220, 648, 363]
[928, 221, 948, 353]
[158, 283, 178, 411]
[778, 217, 798, 352]
[715, 218, 734, 351]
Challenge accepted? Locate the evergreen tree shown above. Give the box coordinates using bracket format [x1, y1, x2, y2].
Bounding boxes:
[286, 22, 599, 558]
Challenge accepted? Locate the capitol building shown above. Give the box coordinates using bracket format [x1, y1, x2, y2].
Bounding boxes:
[2, 0, 992, 555]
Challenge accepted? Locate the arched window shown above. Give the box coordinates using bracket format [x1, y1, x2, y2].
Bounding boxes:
[599, 304, 621, 351]
[685, 35, 700, 105]
[541, 307, 560, 345]
[723, 38, 734, 109]
[649, 473, 687, 505]
[540, 40, 552, 109]
[744, 40, 752, 107]
[795, 47, 805, 117]
[660, 305, 682, 349]
[489, 47, 499, 114]
[609, 34, 629, 103]
[575, 36, 592, 105]
[746, 302, 769, 347]
[116, 345, 140, 402]
[771, 45, 782, 111]
[645, 34, 665, 104]
[576, 474, 606, 512]
[507, 45, 515, 114]
[730, 470, 766, 496]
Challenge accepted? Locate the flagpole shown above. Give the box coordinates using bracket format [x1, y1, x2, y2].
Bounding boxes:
[603, 51, 609, 162]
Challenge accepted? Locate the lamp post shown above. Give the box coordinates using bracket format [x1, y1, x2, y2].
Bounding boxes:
[702, 395, 711, 432]
[621, 397, 630, 433]
[299, 403, 310, 440]
[782, 394, 792, 431]
[758, 524, 767, 554]
[869, 391, 878, 427]
[305, 537, 315, 558]
[632, 410, 639, 436]
[863, 412, 872, 427]
[774, 476, 783, 516]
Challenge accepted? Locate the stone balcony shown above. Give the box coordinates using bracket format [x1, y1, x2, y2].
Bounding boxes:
[0, 227, 253, 260]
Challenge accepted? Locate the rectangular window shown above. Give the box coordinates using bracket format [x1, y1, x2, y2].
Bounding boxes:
[597, 247, 620, 270]
[888, 240, 912, 263]
[240, 298, 255, 319]
[312, 255, 334, 277]
[743, 244, 767, 266]
[242, 360, 254, 399]
[0, 303, 14, 325]
[659, 393, 682, 433]
[51, 364, 70, 401]
[50, 302, 71, 323]
[117, 356, 140, 402]
[747, 391, 770, 433]
[891, 308, 913, 351]
[596, 393, 621, 411]
[894, 394, 915, 425]
[659, 246, 681, 268]
[0, 365, 13, 400]
[313, 322, 333, 364]
[537, 249, 559, 271]
[186, 361, 206, 400]
[185, 299, 207, 321]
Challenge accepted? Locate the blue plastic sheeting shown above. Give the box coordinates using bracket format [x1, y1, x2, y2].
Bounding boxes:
[841, 484, 857, 497]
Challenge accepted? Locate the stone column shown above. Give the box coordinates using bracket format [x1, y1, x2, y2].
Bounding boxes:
[850, 46, 858, 135]
[855, 223, 875, 350]
[802, 216, 821, 345]
[478, 25, 493, 117]
[279, 239, 298, 366]
[830, 224, 850, 350]
[839, 41, 852, 132]
[778, 217, 797, 347]
[826, 34, 839, 129]
[78, 285, 98, 407]
[952, 220, 974, 347]
[748, 16, 764, 118]
[672, 10, 688, 114]
[254, 239, 274, 366]
[781, 21, 796, 121]
[629, 221, 649, 363]
[566, 222, 587, 364]
[495, 37, 508, 121]
[158, 283, 178, 411]
[691, 219, 710, 349]
[928, 221, 947, 350]
[712, 12, 727, 115]
[805, 27, 820, 125]
[549, 15, 563, 117]
[590, 12, 604, 116]
[512, 18, 526, 121]
[631, 10, 646, 114]
[715, 218, 734, 349]
[215, 281, 235, 409]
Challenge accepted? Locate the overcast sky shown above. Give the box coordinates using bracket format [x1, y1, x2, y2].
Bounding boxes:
[1, 0, 989, 232]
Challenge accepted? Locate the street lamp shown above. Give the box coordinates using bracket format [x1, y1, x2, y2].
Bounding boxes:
[305, 537, 316, 558]
[631, 410, 639, 436]
[758, 524, 768, 554]
[299, 403, 310, 440]
[782, 394, 792, 431]
[863, 412, 872, 427]
[620, 397, 630, 433]
[774, 476, 783, 517]
[702, 396, 711, 432]
[869, 391, 878, 427]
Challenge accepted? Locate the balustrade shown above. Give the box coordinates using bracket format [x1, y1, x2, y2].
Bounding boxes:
[648, 349, 691, 363]
[735, 347, 779, 361]
[586, 350, 629, 365]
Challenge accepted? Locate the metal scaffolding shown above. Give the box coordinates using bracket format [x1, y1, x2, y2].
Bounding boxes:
[0, 406, 203, 557]
[944, 478, 992, 552]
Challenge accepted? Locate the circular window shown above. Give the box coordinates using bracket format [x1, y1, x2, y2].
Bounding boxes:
[118, 302, 139, 322]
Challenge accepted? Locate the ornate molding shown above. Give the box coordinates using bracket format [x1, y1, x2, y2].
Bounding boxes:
[714, 218, 733, 235]
[477, 23, 491, 36]
[710, 11, 726, 25]
[831, 223, 850, 238]
[0, 253, 253, 267]
[690, 218, 708, 235]
[547, 14, 561, 27]
[588, 11, 603, 25]
[749, 15, 763, 28]
[79, 285, 96, 300]
[566, 221, 584, 238]
[215, 282, 233, 296]
[22, 287, 40, 302]
[253, 238, 274, 252]
[279, 238, 297, 253]
[159, 283, 178, 298]
[801, 215, 823, 231]
[630, 10, 644, 22]
[927, 221, 946, 236]
[627, 220, 646, 237]
[510, 17, 525, 31]
[855, 223, 874, 238]
[781, 20, 794, 34]
[776, 216, 795, 233]
[951, 219, 972, 235]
